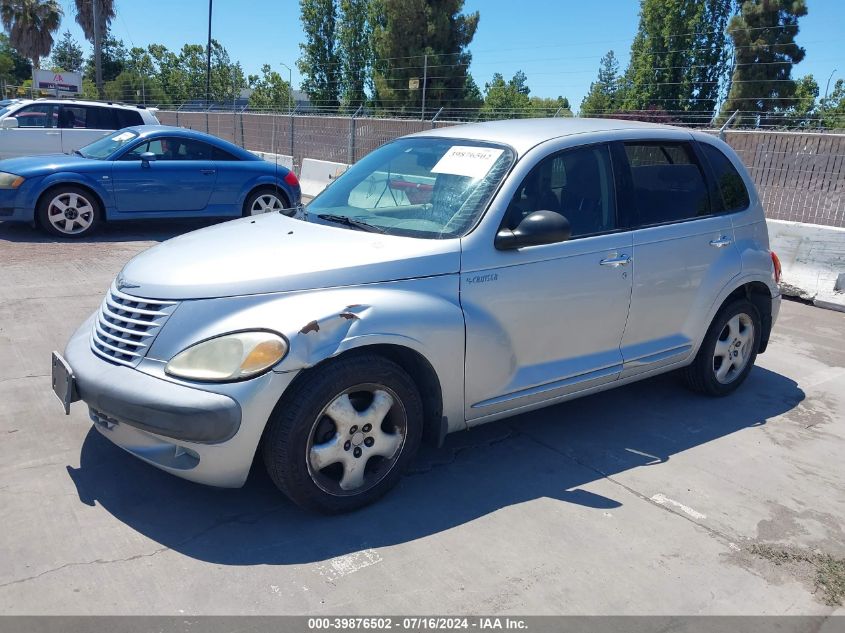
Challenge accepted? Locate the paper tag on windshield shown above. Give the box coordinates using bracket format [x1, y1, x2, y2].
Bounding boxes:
[111, 132, 135, 142]
[431, 146, 504, 179]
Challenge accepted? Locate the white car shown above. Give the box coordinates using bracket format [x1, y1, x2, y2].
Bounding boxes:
[0, 99, 159, 160]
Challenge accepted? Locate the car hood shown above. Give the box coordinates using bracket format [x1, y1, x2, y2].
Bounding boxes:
[119, 213, 462, 300]
[0, 153, 95, 176]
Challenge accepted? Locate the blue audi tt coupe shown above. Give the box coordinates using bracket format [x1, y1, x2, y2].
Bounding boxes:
[0, 125, 301, 237]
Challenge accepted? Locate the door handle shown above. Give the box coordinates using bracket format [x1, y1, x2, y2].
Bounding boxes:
[709, 236, 733, 248]
[600, 254, 631, 267]
[200, 169, 216, 175]
[46, 131, 60, 136]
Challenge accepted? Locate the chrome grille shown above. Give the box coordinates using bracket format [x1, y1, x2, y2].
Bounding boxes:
[90, 284, 179, 367]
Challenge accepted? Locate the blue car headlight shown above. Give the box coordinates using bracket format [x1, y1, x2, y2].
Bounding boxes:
[0, 171, 24, 189]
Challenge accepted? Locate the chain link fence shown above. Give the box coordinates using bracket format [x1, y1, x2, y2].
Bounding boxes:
[157, 110, 845, 228]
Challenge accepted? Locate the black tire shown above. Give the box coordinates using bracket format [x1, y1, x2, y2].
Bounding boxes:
[243, 187, 289, 217]
[683, 298, 762, 396]
[262, 352, 423, 513]
[37, 185, 102, 238]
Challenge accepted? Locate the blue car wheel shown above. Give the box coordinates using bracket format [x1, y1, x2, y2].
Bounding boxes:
[37, 186, 102, 238]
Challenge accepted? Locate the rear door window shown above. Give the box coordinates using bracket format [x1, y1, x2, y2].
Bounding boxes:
[700, 143, 750, 212]
[623, 141, 711, 226]
[85, 106, 119, 130]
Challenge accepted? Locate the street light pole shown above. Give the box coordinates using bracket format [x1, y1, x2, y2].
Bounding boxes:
[279, 62, 293, 114]
[205, 0, 213, 108]
[822, 69, 838, 129]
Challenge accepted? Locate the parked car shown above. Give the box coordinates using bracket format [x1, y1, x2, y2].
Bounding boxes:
[0, 125, 301, 237]
[0, 98, 159, 160]
[53, 118, 781, 513]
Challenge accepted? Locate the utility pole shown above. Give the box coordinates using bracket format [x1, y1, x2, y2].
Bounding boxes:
[93, 0, 102, 99]
[205, 0, 213, 108]
[421, 54, 428, 121]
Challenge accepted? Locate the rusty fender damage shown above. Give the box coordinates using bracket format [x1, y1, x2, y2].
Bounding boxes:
[145, 275, 467, 435]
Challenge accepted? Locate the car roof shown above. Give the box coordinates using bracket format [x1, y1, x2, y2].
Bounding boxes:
[121, 125, 257, 159]
[406, 117, 684, 156]
[10, 98, 152, 111]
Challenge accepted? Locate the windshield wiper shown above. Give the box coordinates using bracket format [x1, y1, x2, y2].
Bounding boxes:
[316, 213, 386, 234]
[73, 150, 85, 157]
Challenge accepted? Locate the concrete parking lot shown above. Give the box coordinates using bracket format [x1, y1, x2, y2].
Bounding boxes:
[0, 219, 844, 615]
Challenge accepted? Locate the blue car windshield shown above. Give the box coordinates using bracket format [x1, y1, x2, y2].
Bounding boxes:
[78, 130, 139, 159]
[306, 138, 515, 239]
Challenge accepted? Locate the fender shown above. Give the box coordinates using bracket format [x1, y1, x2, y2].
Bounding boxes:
[145, 275, 468, 434]
[34, 171, 114, 211]
[236, 173, 293, 208]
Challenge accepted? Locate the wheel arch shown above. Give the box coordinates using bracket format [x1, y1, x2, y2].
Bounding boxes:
[34, 181, 107, 228]
[268, 343, 446, 450]
[241, 182, 291, 216]
[713, 280, 774, 353]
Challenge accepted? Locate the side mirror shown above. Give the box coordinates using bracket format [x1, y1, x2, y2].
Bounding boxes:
[495, 210, 572, 250]
[140, 151, 156, 166]
[1, 117, 19, 129]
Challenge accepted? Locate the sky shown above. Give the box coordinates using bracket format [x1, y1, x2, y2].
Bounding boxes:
[54, 0, 845, 109]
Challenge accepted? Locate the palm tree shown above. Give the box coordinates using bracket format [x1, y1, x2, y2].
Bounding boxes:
[0, 0, 62, 70]
[74, 0, 114, 98]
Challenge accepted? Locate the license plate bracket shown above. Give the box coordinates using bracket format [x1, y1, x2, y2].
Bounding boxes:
[51, 351, 78, 415]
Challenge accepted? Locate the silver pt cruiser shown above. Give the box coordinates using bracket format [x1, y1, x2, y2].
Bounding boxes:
[53, 118, 781, 513]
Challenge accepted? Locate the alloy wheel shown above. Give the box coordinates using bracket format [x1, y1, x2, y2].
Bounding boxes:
[712, 313, 755, 384]
[306, 384, 407, 496]
[47, 192, 95, 235]
[250, 193, 284, 215]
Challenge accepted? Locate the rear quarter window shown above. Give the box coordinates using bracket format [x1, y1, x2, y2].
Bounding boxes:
[700, 143, 750, 212]
[115, 109, 143, 128]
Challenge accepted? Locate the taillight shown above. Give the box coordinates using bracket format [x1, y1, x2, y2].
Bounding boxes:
[283, 170, 299, 188]
[771, 251, 782, 284]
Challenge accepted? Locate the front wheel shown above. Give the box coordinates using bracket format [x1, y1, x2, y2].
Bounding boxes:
[683, 298, 762, 396]
[37, 186, 101, 238]
[262, 353, 423, 513]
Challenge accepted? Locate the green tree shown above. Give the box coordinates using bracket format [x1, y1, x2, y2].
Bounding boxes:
[481, 71, 531, 119]
[338, 0, 371, 108]
[297, 0, 341, 109]
[623, 0, 736, 121]
[104, 70, 166, 105]
[580, 50, 622, 117]
[248, 64, 293, 111]
[530, 96, 572, 117]
[83, 34, 125, 84]
[0, 0, 62, 69]
[370, 0, 479, 115]
[0, 32, 32, 86]
[819, 79, 845, 130]
[49, 29, 83, 72]
[147, 43, 188, 104]
[721, 0, 808, 128]
[778, 74, 817, 128]
[74, 0, 114, 98]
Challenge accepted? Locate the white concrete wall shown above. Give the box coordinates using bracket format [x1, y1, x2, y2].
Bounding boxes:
[299, 158, 349, 197]
[251, 151, 294, 171]
[768, 219, 845, 312]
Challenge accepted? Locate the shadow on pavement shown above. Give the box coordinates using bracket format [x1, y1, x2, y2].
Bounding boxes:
[0, 218, 227, 244]
[67, 366, 803, 566]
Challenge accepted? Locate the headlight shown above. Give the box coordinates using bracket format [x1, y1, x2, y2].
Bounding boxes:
[165, 331, 288, 382]
[0, 171, 24, 189]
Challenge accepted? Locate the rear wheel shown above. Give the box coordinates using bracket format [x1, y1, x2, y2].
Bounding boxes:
[683, 298, 761, 396]
[244, 187, 288, 216]
[262, 353, 423, 513]
[37, 186, 101, 238]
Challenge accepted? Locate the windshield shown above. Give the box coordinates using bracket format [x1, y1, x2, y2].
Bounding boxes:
[0, 106, 13, 117]
[78, 130, 139, 159]
[307, 138, 514, 239]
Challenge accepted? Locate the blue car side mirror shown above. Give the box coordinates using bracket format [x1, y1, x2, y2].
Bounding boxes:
[140, 152, 157, 166]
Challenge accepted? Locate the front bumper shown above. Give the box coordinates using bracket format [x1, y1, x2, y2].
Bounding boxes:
[60, 315, 297, 487]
